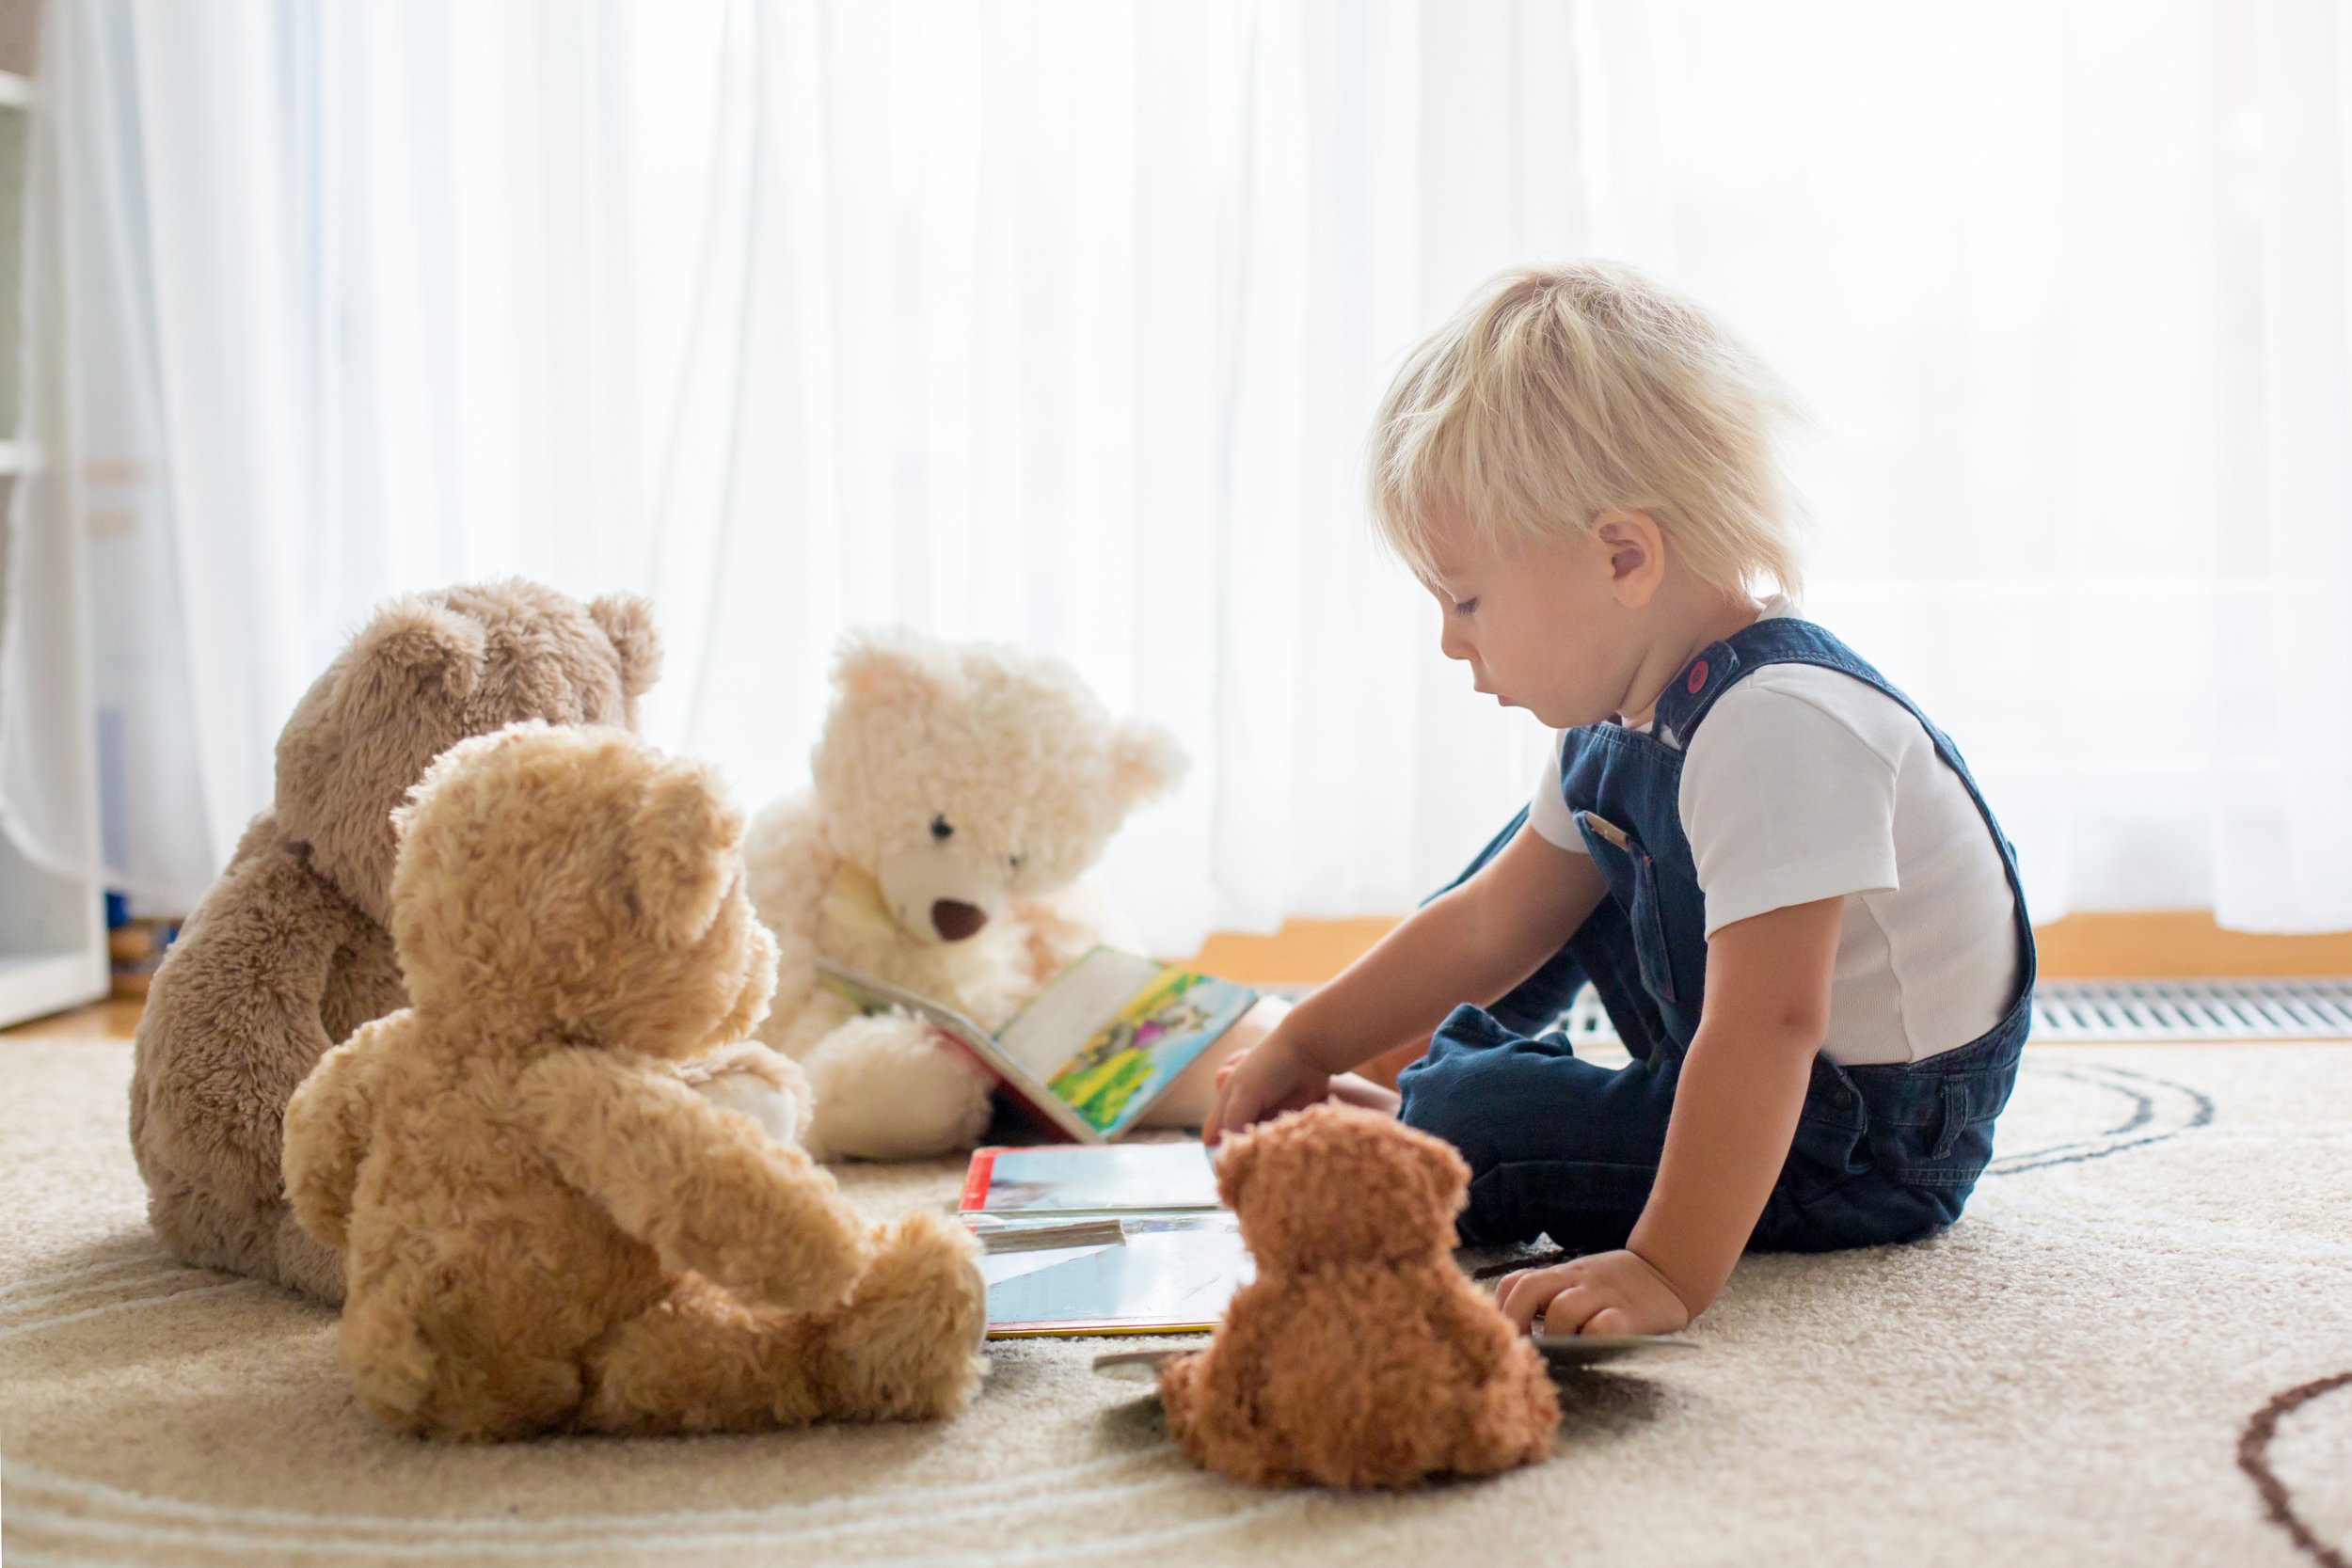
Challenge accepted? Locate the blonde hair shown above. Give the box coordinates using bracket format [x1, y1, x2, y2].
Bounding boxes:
[1368, 261, 1806, 599]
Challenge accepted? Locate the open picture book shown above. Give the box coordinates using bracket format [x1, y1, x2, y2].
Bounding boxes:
[815, 947, 1259, 1143]
[959, 1143, 1251, 1338]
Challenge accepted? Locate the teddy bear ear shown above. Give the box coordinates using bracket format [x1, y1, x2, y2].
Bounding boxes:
[628, 758, 745, 946]
[1110, 719, 1187, 809]
[1412, 1129, 1472, 1219]
[588, 594, 664, 701]
[348, 596, 486, 707]
[832, 629, 942, 706]
[1213, 1129, 1263, 1211]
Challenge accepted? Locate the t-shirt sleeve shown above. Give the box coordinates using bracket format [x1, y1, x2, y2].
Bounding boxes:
[1680, 680, 1902, 935]
[1528, 733, 1587, 853]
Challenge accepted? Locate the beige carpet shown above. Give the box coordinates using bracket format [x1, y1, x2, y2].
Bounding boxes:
[4, 1038, 2349, 1568]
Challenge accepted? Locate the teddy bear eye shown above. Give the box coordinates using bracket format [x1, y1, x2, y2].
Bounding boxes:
[1009, 852, 1025, 872]
[930, 816, 953, 842]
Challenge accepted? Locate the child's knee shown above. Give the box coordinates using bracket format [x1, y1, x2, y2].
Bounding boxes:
[1395, 1014, 1519, 1178]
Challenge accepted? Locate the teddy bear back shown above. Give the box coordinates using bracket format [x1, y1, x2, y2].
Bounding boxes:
[1218, 1104, 1472, 1273]
[1186, 1263, 1546, 1488]
[389, 721, 774, 1063]
[1163, 1105, 1561, 1488]
[274, 580, 661, 931]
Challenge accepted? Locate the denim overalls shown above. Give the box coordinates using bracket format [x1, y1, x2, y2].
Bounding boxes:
[1397, 614, 2036, 1253]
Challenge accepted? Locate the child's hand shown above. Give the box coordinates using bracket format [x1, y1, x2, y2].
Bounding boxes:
[1493, 1250, 1692, 1338]
[1203, 1030, 1330, 1146]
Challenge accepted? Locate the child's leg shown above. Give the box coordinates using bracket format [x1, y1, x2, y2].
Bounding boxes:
[1326, 1072, 1402, 1115]
[1397, 1006, 1677, 1251]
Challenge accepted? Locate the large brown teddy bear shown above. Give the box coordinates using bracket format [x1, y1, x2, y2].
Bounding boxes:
[1158, 1105, 1560, 1488]
[281, 722, 987, 1440]
[129, 580, 665, 1301]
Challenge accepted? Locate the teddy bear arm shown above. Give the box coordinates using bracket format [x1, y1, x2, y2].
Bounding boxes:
[135, 846, 367, 1199]
[1157, 1309, 1309, 1483]
[280, 1015, 401, 1251]
[516, 1049, 872, 1311]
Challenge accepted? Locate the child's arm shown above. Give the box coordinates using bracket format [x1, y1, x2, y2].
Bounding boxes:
[1495, 894, 1843, 1336]
[1206, 821, 1607, 1143]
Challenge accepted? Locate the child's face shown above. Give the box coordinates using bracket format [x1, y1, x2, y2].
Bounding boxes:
[1421, 510, 1655, 731]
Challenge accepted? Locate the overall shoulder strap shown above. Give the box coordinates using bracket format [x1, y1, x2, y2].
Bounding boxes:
[1652, 615, 1911, 744]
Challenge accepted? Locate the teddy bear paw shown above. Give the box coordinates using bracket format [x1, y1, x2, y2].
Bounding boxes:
[802, 1014, 994, 1162]
[822, 1212, 988, 1420]
[691, 1067, 810, 1146]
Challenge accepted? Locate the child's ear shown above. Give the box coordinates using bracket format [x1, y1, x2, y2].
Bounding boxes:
[1592, 508, 1667, 610]
[628, 760, 744, 946]
[1110, 719, 1186, 810]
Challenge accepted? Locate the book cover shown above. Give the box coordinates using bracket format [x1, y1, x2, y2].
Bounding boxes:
[960, 1142, 1221, 1215]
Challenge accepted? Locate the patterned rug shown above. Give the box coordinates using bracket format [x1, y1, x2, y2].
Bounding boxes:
[4, 1039, 2348, 1568]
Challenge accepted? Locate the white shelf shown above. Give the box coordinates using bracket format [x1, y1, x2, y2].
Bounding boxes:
[0, 948, 109, 1030]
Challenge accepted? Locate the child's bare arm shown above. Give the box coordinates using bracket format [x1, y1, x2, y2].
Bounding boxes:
[1206, 822, 1606, 1142]
[1495, 895, 1843, 1335]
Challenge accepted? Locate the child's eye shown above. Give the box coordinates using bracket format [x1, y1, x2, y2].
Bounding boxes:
[1453, 597, 1479, 615]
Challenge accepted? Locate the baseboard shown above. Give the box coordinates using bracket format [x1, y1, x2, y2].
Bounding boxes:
[1189, 911, 2352, 986]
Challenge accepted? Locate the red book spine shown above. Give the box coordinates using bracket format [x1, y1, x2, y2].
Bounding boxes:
[959, 1148, 1001, 1212]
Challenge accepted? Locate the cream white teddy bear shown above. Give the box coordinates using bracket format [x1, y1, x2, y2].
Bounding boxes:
[744, 630, 1187, 1161]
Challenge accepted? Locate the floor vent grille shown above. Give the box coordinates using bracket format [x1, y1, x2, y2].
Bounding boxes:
[1545, 978, 2352, 1044]
[1267, 978, 2352, 1045]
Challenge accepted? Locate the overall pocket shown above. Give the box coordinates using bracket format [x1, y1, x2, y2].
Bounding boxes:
[1852, 1067, 2012, 1189]
[1780, 1056, 1873, 1205]
[1576, 811, 1677, 1007]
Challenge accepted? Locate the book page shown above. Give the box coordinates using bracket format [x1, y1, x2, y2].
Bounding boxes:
[978, 1214, 1252, 1337]
[993, 948, 1165, 1079]
[1031, 960, 1259, 1139]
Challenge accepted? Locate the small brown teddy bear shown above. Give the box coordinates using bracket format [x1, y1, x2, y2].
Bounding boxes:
[130, 579, 665, 1302]
[1158, 1105, 1560, 1488]
[281, 722, 988, 1440]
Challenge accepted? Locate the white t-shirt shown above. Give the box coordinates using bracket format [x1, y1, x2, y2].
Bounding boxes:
[1529, 602, 2021, 1066]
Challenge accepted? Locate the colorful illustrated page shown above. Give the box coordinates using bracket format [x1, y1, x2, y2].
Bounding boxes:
[1041, 967, 1258, 1137]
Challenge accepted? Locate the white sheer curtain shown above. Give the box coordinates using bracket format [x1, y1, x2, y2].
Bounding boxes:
[4, 0, 2349, 951]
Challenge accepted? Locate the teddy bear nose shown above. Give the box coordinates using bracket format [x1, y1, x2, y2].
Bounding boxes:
[930, 899, 989, 942]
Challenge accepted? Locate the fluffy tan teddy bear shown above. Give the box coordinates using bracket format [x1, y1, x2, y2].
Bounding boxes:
[281, 721, 987, 1441]
[1158, 1105, 1560, 1489]
[130, 580, 678, 1301]
[744, 629, 1189, 1162]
